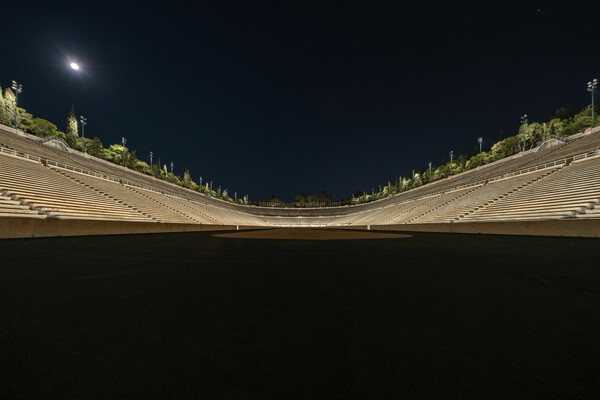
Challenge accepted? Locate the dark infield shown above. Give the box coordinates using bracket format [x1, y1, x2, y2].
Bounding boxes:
[1, 229, 599, 399]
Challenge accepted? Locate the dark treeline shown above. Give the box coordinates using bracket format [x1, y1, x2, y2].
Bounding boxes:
[256, 191, 344, 208]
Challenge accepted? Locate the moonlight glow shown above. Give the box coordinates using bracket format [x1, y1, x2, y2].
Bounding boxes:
[70, 62, 80, 70]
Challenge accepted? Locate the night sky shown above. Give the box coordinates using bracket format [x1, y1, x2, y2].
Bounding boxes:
[1, 1, 599, 201]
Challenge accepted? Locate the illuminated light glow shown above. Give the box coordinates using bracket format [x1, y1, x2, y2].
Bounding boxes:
[70, 62, 80, 70]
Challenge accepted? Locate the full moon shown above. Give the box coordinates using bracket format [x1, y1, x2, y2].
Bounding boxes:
[70, 62, 80, 70]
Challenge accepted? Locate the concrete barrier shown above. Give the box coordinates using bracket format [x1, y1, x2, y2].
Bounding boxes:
[1, 216, 598, 239]
[0, 217, 245, 239]
[368, 219, 600, 238]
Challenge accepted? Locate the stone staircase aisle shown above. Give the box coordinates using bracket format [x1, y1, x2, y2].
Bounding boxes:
[462, 158, 600, 222]
[49, 167, 155, 222]
[415, 167, 560, 224]
[384, 187, 476, 225]
[0, 190, 47, 219]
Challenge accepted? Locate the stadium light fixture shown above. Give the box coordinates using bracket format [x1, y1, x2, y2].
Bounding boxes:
[11, 80, 22, 129]
[80, 116, 87, 153]
[121, 137, 127, 166]
[520, 114, 528, 153]
[478, 137, 483, 154]
[588, 79, 598, 129]
[149, 151, 153, 166]
[449, 150, 454, 163]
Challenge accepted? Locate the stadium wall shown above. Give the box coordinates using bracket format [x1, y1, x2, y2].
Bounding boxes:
[0, 217, 246, 239]
[367, 219, 600, 238]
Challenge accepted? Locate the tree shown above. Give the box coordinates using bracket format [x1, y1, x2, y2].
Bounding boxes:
[569, 107, 594, 134]
[126, 149, 139, 169]
[30, 117, 59, 137]
[553, 107, 574, 120]
[66, 105, 78, 147]
[165, 172, 182, 186]
[491, 136, 521, 158]
[102, 144, 128, 165]
[412, 173, 423, 187]
[4, 88, 15, 127]
[16, 108, 33, 132]
[0, 86, 6, 124]
[269, 194, 284, 206]
[312, 191, 333, 205]
[86, 137, 104, 157]
[527, 122, 544, 146]
[294, 193, 307, 207]
[182, 167, 196, 189]
[131, 159, 150, 172]
[151, 156, 162, 177]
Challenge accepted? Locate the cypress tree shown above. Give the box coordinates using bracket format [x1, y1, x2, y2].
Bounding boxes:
[4, 88, 15, 127]
[0, 86, 6, 124]
[66, 105, 78, 142]
[183, 166, 191, 187]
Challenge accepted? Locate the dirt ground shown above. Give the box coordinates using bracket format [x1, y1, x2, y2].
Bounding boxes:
[1, 229, 599, 399]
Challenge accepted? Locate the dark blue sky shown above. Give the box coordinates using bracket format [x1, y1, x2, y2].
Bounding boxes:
[2, 1, 599, 201]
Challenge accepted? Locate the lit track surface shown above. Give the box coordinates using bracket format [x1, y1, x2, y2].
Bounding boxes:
[1, 230, 599, 399]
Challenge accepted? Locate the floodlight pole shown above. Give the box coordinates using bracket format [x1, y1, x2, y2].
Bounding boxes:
[149, 151, 153, 166]
[80, 116, 87, 153]
[588, 79, 598, 129]
[428, 162, 432, 175]
[11, 80, 22, 129]
[170, 161, 174, 174]
[450, 151, 453, 163]
[520, 114, 528, 153]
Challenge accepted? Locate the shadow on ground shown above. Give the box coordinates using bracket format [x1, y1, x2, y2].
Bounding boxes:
[1, 229, 599, 399]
